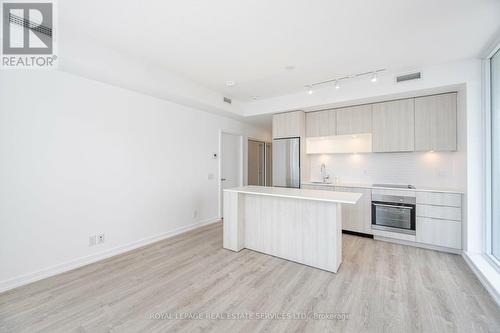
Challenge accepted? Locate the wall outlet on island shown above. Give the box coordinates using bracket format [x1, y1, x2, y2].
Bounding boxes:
[193, 210, 198, 219]
[89, 235, 96, 247]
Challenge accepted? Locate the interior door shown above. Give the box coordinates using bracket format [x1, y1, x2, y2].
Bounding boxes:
[248, 140, 265, 186]
[220, 132, 242, 217]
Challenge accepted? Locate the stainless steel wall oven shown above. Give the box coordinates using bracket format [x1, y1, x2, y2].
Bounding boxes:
[371, 194, 416, 235]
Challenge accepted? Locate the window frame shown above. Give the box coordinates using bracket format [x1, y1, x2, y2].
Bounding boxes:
[485, 43, 500, 270]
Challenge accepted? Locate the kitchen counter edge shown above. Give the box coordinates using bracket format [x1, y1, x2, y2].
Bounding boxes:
[224, 186, 362, 204]
[301, 182, 464, 194]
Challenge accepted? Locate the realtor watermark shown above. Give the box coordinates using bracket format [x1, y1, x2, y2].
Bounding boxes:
[148, 311, 350, 321]
[1, 0, 57, 69]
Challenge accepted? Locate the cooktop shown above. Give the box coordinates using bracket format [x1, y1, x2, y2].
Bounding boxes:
[372, 184, 416, 189]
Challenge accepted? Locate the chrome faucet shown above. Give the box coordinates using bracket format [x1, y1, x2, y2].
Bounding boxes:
[320, 163, 330, 183]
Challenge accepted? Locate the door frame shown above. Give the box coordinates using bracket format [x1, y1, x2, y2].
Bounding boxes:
[247, 137, 272, 186]
[218, 130, 244, 219]
[247, 138, 265, 186]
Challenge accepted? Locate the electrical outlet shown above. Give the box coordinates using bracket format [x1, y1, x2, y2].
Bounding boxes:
[97, 233, 105, 244]
[89, 235, 96, 247]
[193, 210, 198, 218]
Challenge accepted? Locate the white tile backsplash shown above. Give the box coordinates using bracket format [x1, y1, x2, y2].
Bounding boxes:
[308, 151, 466, 189]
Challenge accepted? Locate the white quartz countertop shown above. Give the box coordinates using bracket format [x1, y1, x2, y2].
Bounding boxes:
[224, 186, 361, 204]
[301, 181, 464, 194]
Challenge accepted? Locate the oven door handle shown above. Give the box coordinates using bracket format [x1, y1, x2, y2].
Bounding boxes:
[373, 203, 413, 210]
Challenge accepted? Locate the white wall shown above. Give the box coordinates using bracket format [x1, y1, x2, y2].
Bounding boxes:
[59, 34, 246, 120]
[0, 70, 269, 291]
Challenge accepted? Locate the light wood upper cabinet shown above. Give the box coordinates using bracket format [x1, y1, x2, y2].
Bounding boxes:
[272, 111, 308, 187]
[414, 93, 457, 151]
[272, 111, 305, 138]
[372, 99, 415, 152]
[279, 92, 457, 153]
[336, 105, 372, 135]
[305, 110, 336, 137]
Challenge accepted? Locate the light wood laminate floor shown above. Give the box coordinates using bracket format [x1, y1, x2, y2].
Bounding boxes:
[1, 222, 499, 333]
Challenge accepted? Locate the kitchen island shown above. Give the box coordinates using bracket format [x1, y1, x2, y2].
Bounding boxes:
[223, 186, 361, 273]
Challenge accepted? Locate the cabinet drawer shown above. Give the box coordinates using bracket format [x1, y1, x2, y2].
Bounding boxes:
[417, 204, 461, 221]
[416, 192, 461, 207]
[416, 217, 461, 249]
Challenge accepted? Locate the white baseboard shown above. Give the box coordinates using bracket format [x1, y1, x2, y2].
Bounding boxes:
[462, 252, 500, 308]
[0, 217, 220, 293]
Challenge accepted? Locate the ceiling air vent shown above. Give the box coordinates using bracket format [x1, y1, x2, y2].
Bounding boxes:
[223, 97, 232, 104]
[396, 72, 421, 83]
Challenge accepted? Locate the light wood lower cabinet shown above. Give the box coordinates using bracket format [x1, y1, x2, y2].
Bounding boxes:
[302, 184, 371, 234]
[416, 217, 461, 249]
[415, 191, 462, 250]
[334, 186, 372, 234]
[416, 191, 461, 207]
[301, 185, 463, 251]
[416, 204, 461, 221]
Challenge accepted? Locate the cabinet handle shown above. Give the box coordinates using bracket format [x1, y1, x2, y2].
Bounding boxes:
[373, 203, 413, 210]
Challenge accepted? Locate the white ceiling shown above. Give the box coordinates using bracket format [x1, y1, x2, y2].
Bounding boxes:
[60, 0, 500, 103]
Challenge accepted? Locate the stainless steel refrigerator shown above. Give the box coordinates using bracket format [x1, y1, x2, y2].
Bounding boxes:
[272, 137, 300, 188]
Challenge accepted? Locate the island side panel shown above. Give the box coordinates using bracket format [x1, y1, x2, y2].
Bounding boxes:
[223, 191, 245, 251]
[243, 194, 341, 273]
[336, 204, 342, 270]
